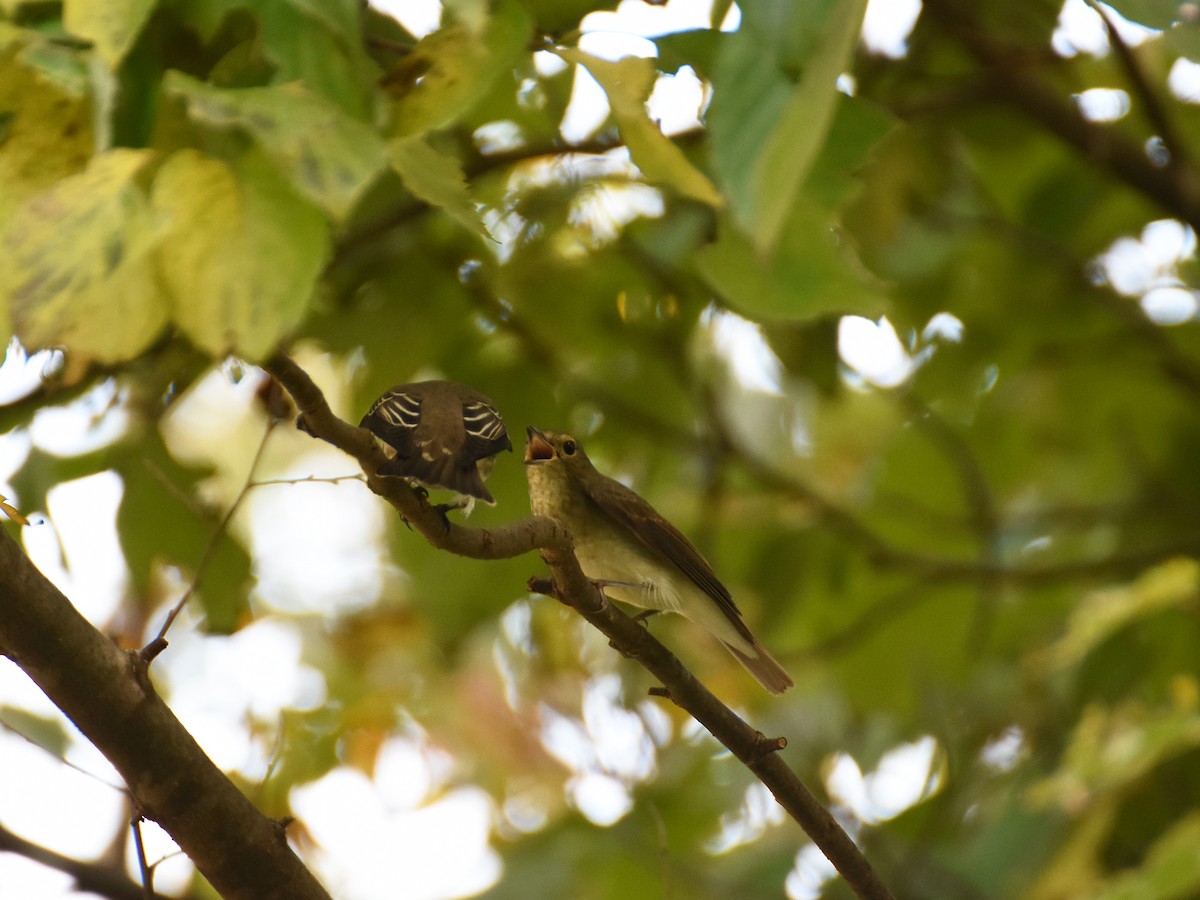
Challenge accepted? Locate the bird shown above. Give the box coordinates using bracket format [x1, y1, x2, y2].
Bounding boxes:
[360, 380, 512, 515]
[523, 427, 793, 694]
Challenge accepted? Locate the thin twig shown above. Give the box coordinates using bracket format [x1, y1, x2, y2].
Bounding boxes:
[130, 813, 156, 899]
[250, 473, 366, 488]
[0, 717, 128, 794]
[901, 394, 1005, 651]
[148, 421, 277, 647]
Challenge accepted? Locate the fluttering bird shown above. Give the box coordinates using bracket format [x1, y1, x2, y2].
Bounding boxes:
[361, 381, 511, 515]
[524, 427, 793, 694]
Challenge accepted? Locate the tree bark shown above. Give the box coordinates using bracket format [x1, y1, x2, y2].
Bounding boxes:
[0, 527, 331, 900]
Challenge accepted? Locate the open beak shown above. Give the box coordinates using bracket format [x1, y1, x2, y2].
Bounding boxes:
[524, 426, 554, 464]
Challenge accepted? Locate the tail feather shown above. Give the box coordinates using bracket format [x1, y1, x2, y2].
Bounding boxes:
[378, 453, 496, 503]
[721, 639, 794, 695]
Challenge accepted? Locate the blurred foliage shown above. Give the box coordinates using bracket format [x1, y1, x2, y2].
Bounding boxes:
[2, 0, 1200, 897]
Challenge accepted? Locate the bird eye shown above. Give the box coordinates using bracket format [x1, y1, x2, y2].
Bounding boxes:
[562, 440, 576, 456]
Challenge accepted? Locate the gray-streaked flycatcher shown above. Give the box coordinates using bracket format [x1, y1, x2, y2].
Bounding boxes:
[361, 381, 512, 512]
[524, 427, 793, 694]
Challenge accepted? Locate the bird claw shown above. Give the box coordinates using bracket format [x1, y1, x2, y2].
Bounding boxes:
[430, 503, 455, 534]
[586, 580, 613, 609]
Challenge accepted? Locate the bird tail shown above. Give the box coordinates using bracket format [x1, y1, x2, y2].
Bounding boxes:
[721, 638, 794, 695]
[378, 454, 496, 504]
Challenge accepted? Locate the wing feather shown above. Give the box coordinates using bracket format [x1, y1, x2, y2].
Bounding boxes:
[585, 475, 754, 645]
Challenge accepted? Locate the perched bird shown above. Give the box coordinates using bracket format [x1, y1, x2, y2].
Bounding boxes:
[524, 427, 793, 694]
[361, 381, 512, 514]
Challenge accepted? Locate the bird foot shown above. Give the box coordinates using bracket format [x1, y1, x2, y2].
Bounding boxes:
[430, 502, 457, 534]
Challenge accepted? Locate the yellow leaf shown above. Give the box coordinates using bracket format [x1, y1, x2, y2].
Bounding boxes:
[0, 495, 30, 525]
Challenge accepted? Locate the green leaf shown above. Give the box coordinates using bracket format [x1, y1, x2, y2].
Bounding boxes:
[1104, 0, 1182, 28]
[63, 0, 158, 69]
[1096, 812, 1200, 900]
[748, 0, 869, 255]
[1165, 20, 1200, 60]
[3, 149, 169, 363]
[556, 49, 723, 208]
[696, 202, 883, 321]
[1030, 699, 1200, 810]
[166, 73, 388, 221]
[708, 0, 868, 251]
[390, 1, 531, 136]
[1037, 559, 1200, 672]
[169, 0, 378, 116]
[654, 28, 724, 79]
[519, 0, 618, 35]
[0, 706, 71, 757]
[152, 148, 330, 361]
[115, 429, 252, 632]
[390, 135, 488, 237]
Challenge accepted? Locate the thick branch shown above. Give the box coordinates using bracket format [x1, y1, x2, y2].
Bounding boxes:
[0, 821, 145, 900]
[266, 352, 896, 900]
[0, 531, 331, 900]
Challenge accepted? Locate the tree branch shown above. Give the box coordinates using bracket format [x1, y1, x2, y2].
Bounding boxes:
[922, 0, 1200, 233]
[0, 821, 148, 900]
[264, 352, 897, 900]
[0, 531, 331, 899]
[1088, 0, 1192, 173]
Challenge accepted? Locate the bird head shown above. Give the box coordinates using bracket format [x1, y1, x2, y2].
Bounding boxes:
[524, 426, 592, 468]
[523, 426, 599, 494]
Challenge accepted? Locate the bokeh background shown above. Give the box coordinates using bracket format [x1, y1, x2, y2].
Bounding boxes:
[2, 0, 1200, 897]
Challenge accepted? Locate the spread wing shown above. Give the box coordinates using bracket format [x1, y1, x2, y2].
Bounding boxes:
[587, 475, 754, 645]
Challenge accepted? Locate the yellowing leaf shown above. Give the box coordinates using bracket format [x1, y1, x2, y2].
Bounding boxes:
[63, 0, 157, 69]
[390, 2, 531, 136]
[0, 46, 93, 232]
[0, 495, 29, 525]
[3, 149, 169, 363]
[166, 73, 388, 221]
[390, 136, 488, 238]
[557, 49, 723, 209]
[152, 148, 330, 361]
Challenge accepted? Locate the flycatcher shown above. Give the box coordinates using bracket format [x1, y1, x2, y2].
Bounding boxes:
[361, 381, 511, 512]
[524, 427, 793, 694]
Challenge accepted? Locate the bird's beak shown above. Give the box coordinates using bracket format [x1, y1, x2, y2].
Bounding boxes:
[524, 426, 554, 464]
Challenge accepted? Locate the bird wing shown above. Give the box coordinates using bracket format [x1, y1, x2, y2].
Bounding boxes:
[360, 389, 422, 459]
[460, 398, 512, 461]
[587, 475, 754, 644]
